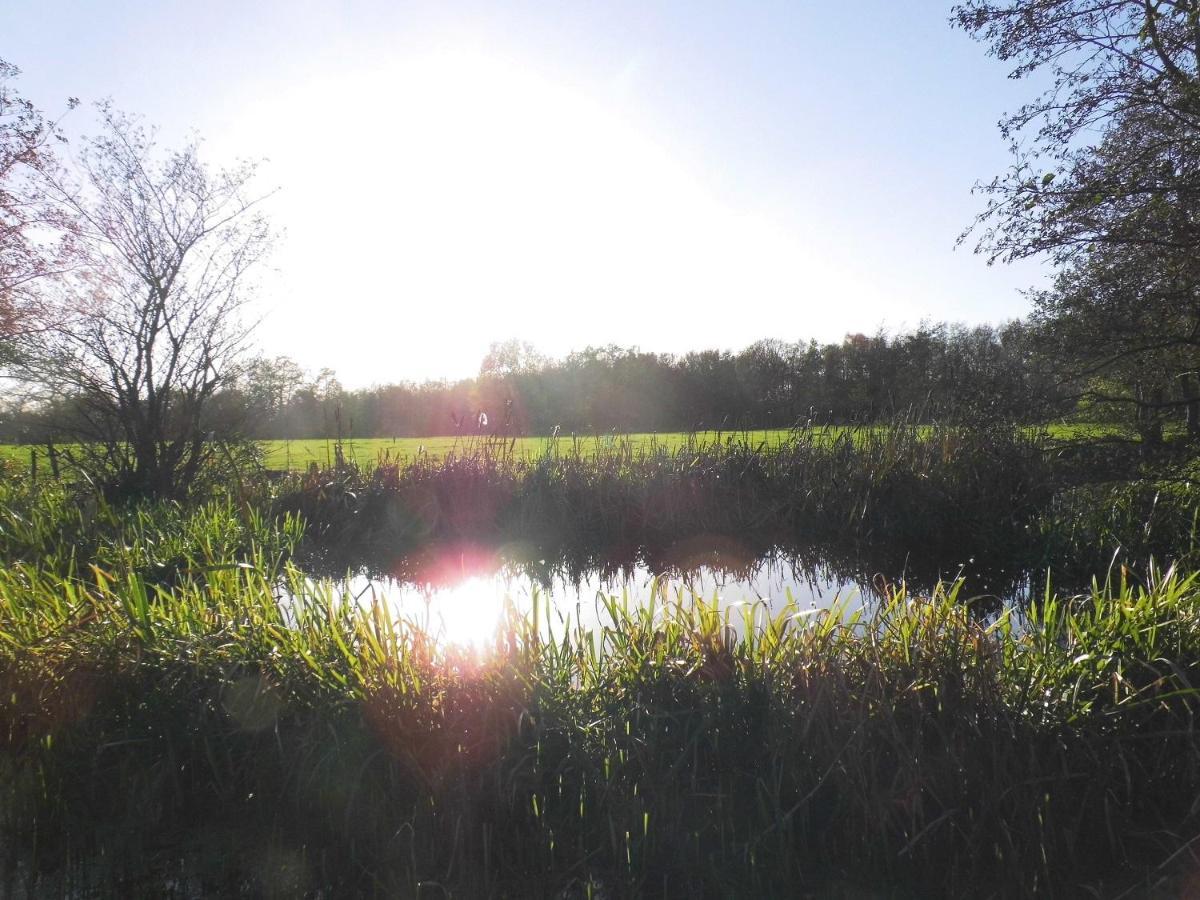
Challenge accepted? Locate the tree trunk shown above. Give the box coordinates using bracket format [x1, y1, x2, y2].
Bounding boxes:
[1182, 374, 1200, 441]
[1135, 382, 1165, 450]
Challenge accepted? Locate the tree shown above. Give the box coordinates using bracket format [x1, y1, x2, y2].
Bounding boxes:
[479, 339, 547, 377]
[953, 0, 1200, 264]
[0, 59, 76, 342]
[14, 107, 273, 499]
[239, 354, 306, 435]
[1031, 238, 1200, 440]
[735, 339, 799, 424]
[954, 1, 1200, 432]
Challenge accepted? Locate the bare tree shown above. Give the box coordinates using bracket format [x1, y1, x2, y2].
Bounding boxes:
[0, 59, 77, 343]
[15, 106, 273, 499]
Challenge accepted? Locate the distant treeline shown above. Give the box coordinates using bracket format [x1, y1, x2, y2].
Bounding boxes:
[1, 322, 1066, 442]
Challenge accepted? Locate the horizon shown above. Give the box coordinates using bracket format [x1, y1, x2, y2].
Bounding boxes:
[4, 0, 1051, 388]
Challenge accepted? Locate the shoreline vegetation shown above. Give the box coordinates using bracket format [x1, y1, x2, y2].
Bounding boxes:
[7, 422, 1195, 582]
[4, 509, 1200, 895]
[1, 424, 1200, 894]
[0, 420, 1141, 473]
[273, 425, 1200, 595]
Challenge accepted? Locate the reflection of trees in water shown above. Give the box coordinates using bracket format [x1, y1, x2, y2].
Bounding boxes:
[304, 533, 1037, 616]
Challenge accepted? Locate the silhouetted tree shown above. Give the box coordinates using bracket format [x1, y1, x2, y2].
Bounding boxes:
[13, 107, 273, 498]
[955, 1, 1200, 433]
[0, 59, 76, 344]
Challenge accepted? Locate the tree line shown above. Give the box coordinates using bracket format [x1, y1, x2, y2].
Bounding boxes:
[0, 322, 1062, 442]
[221, 325, 1063, 439]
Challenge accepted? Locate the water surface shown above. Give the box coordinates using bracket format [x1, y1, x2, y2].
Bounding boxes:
[327, 542, 880, 647]
[298, 531, 1035, 647]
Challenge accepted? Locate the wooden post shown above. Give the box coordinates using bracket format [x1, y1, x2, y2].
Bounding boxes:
[29, 448, 37, 485]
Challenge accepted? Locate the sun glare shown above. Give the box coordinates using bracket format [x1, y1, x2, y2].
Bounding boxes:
[226, 49, 869, 384]
[378, 574, 517, 650]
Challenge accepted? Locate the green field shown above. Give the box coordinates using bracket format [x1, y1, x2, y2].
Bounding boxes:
[0, 431, 801, 472]
[0, 423, 1127, 473]
[258, 429, 811, 469]
[261, 423, 1130, 469]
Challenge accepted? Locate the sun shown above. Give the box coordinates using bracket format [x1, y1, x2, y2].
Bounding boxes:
[222, 48, 846, 385]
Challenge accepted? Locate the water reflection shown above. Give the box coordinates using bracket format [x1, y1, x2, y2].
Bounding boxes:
[323, 541, 880, 649]
[302, 535, 1034, 648]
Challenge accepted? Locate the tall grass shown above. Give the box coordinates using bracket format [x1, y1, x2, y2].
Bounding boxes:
[0, 473, 300, 580]
[5, 522, 1200, 894]
[278, 423, 1055, 591]
[5, 430, 1200, 894]
[1036, 479, 1200, 582]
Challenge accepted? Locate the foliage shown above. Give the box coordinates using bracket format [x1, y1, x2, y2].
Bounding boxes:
[0, 476, 298, 580]
[953, 0, 1200, 265]
[274, 424, 1060, 594]
[954, 0, 1200, 432]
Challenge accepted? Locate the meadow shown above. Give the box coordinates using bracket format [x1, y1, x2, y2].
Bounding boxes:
[0, 429, 821, 475]
[258, 422, 1127, 469]
[262, 430, 801, 470]
[0, 422, 1122, 474]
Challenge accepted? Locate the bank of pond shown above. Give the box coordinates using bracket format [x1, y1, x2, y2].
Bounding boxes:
[278, 424, 1200, 592]
[3, 426, 1200, 895]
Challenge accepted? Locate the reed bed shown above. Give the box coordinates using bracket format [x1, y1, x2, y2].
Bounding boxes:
[4, 509, 1200, 895]
[277, 424, 1058, 588]
[0, 481, 299, 584]
[4, 432, 1200, 894]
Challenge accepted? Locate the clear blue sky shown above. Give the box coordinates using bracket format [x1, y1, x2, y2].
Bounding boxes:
[4, 1, 1049, 385]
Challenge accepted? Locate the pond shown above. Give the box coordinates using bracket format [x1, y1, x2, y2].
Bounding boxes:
[305, 538, 1028, 647]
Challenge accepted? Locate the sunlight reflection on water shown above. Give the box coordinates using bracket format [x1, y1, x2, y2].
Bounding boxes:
[336, 553, 868, 649]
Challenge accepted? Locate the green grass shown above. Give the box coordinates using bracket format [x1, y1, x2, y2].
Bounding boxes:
[0, 422, 1118, 474]
[259, 423, 1128, 469]
[5, 538, 1200, 893]
[0, 430, 807, 474]
[262, 429, 815, 470]
[1, 481, 1200, 894]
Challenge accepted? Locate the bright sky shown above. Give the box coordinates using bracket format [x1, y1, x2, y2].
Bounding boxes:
[5, 0, 1049, 386]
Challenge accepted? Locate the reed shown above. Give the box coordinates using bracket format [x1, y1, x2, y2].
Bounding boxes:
[277, 423, 1059, 589]
[4, 516, 1200, 894]
[4, 430, 1200, 894]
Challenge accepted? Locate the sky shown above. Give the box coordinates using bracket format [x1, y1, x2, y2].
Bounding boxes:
[4, 1, 1051, 386]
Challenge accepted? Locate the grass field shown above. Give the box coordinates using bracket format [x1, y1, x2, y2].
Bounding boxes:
[264, 423, 1134, 469]
[259, 429, 808, 469]
[0, 429, 830, 472]
[0, 423, 1127, 473]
